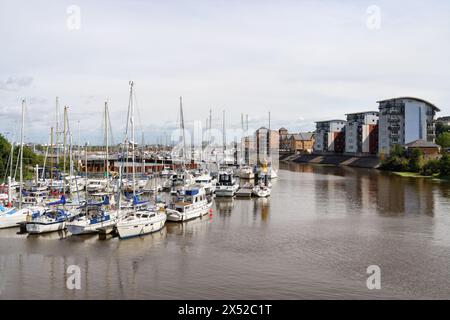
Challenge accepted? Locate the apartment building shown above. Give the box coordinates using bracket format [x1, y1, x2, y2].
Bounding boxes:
[314, 120, 346, 153]
[378, 97, 440, 155]
[345, 111, 379, 155]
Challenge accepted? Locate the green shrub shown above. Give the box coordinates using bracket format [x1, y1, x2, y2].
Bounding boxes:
[440, 152, 450, 177]
[422, 159, 440, 176]
[408, 148, 424, 173]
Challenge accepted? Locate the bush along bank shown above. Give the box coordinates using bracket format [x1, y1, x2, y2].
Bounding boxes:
[380, 144, 450, 179]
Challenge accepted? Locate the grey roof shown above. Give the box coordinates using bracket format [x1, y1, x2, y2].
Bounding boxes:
[405, 139, 440, 148]
[377, 97, 440, 112]
[290, 132, 314, 141]
[345, 111, 379, 116]
[315, 120, 346, 124]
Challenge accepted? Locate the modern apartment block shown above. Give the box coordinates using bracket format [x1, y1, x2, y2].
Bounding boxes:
[345, 111, 379, 155]
[314, 120, 346, 153]
[378, 97, 440, 155]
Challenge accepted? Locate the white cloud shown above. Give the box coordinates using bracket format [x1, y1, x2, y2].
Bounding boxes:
[0, 76, 34, 91]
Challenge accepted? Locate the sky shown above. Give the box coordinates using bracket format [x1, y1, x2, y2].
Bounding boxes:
[1, 0, 449, 145]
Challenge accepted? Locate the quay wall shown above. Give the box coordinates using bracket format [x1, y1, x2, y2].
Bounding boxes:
[282, 153, 380, 169]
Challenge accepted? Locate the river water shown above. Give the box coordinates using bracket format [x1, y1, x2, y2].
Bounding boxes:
[1, 163, 450, 299]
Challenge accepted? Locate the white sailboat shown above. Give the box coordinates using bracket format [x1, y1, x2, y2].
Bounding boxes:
[25, 196, 76, 234]
[252, 162, 272, 197]
[86, 179, 108, 193]
[116, 81, 166, 239]
[0, 100, 46, 229]
[0, 205, 44, 229]
[66, 196, 120, 235]
[116, 197, 166, 239]
[252, 184, 271, 197]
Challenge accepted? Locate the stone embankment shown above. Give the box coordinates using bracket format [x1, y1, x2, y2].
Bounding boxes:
[280, 153, 380, 169]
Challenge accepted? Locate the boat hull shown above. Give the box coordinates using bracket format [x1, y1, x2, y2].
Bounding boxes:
[67, 219, 117, 235]
[252, 188, 271, 197]
[167, 203, 211, 222]
[26, 221, 66, 234]
[239, 172, 254, 179]
[215, 186, 238, 197]
[0, 207, 43, 229]
[117, 215, 166, 239]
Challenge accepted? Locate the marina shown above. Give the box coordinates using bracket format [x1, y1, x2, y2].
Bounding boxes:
[1, 0, 450, 305]
[1, 163, 450, 299]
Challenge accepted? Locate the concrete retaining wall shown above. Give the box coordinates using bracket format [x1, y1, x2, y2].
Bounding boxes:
[285, 153, 380, 169]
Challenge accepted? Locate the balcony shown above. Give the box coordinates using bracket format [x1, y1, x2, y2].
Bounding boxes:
[389, 133, 399, 139]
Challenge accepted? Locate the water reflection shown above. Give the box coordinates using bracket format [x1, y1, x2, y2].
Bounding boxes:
[1, 164, 450, 299]
[27, 230, 69, 241]
[253, 198, 270, 222]
[214, 197, 234, 216]
[166, 217, 212, 237]
[280, 162, 440, 217]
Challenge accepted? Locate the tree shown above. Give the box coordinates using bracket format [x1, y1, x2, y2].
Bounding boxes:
[440, 152, 450, 177]
[408, 148, 424, 173]
[390, 144, 406, 158]
[436, 132, 450, 149]
[380, 145, 409, 172]
[436, 122, 450, 136]
[422, 159, 440, 176]
[0, 134, 12, 180]
[0, 134, 44, 182]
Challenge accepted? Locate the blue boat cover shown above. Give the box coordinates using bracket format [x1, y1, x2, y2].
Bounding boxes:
[48, 195, 66, 206]
[185, 189, 199, 196]
[132, 195, 148, 206]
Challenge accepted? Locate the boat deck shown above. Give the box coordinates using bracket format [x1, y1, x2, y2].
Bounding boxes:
[235, 189, 253, 197]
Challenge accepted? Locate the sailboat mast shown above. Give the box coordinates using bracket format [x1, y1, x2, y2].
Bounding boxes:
[55, 97, 59, 175]
[19, 99, 25, 209]
[9, 141, 14, 179]
[85, 142, 88, 202]
[63, 106, 68, 193]
[209, 109, 212, 144]
[240, 113, 244, 168]
[63, 106, 68, 175]
[50, 126, 54, 184]
[141, 132, 145, 175]
[268, 111, 271, 159]
[222, 109, 226, 166]
[105, 101, 109, 187]
[77, 120, 80, 171]
[130, 81, 136, 197]
[180, 96, 186, 168]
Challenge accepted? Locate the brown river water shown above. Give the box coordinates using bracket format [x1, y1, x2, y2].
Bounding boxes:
[1, 162, 450, 299]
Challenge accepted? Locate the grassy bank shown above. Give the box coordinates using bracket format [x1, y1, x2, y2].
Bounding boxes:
[392, 171, 449, 181]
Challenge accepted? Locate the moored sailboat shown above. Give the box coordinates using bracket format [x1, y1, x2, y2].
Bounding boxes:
[25, 196, 76, 234]
[116, 81, 167, 239]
